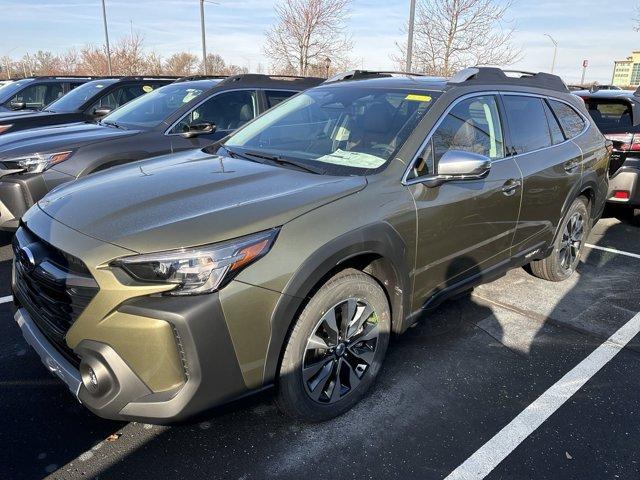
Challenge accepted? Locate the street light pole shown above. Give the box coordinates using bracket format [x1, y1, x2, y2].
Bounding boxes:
[406, 0, 416, 72]
[101, 0, 112, 75]
[200, 0, 207, 74]
[544, 34, 557, 74]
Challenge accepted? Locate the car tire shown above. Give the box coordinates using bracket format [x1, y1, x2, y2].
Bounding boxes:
[276, 269, 390, 422]
[529, 196, 590, 282]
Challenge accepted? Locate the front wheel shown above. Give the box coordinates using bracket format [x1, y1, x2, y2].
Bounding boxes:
[529, 196, 590, 282]
[276, 269, 390, 422]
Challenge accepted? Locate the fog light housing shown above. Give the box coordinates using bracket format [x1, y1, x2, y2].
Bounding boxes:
[80, 361, 110, 396]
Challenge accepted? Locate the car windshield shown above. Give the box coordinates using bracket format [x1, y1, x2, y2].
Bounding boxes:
[101, 82, 212, 129]
[223, 86, 440, 175]
[45, 79, 119, 113]
[0, 80, 32, 103]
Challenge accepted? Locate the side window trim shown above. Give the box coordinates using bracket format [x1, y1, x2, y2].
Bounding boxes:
[164, 88, 257, 136]
[402, 91, 504, 185]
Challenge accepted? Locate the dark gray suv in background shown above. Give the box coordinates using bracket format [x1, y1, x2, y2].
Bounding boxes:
[12, 68, 609, 423]
[0, 74, 322, 230]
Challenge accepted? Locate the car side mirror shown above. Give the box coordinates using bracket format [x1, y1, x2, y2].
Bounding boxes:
[421, 150, 492, 188]
[93, 107, 112, 117]
[10, 101, 26, 111]
[180, 122, 216, 138]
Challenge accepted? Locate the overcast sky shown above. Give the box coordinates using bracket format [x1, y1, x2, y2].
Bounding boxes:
[1, 0, 638, 84]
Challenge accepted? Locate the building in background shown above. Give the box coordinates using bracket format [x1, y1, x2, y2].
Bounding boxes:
[612, 51, 640, 87]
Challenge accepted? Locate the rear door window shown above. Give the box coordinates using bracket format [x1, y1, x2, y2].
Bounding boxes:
[265, 90, 297, 109]
[502, 95, 552, 154]
[548, 99, 586, 138]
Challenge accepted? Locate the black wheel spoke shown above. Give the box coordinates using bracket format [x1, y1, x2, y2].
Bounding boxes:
[346, 303, 373, 340]
[305, 360, 335, 399]
[302, 297, 380, 404]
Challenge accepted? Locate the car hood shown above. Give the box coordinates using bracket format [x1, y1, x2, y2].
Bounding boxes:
[0, 122, 138, 159]
[38, 149, 366, 254]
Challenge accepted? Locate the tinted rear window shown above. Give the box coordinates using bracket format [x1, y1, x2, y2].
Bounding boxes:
[549, 99, 586, 138]
[583, 99, 632, 133]
[503, 95, 551, 154]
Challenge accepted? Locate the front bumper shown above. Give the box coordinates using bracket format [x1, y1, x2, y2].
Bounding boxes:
[14, 307, 82, 397]
[607, 160, 640, 208]
[14, 294, 254, 424]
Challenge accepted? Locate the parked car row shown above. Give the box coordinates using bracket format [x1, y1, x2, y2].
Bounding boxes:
[6, 66, 612, 424]
[0, 74, 322, 230]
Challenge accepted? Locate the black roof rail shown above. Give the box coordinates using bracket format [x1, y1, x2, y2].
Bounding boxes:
[115, 75, 182, 81]
[448, 67, 569, 93]
[218, 73, 323, 87]
[174, 75, 229, 83]
[324, 70, 429, 83]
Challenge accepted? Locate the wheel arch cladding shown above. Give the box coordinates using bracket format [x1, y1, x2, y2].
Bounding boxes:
[262, 222, 411, 385]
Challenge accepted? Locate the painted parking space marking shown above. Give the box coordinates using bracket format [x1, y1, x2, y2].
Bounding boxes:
[445, 311, 640, 480]
[585, 243, 640, 260]
[0, 295, 12, 305]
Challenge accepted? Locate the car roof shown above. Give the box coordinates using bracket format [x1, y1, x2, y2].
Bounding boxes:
[573, 89, 637, 100]
[318, 74, 448, 91]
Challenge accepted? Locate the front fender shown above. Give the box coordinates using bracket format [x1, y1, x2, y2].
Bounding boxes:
[261, 222, 412, 384]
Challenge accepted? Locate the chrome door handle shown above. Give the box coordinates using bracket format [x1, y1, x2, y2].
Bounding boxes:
[501, 179, 521, 196]
[564, 160, 580, 173]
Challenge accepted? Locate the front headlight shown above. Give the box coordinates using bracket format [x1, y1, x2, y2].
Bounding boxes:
[3, 151, 73, 173]
[111, 229, 279, 296]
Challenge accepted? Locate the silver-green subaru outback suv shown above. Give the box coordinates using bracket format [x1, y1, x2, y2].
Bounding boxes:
[12, 68, 609, 423]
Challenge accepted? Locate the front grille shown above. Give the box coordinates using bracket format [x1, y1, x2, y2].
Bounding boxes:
[12, 226, 99, 367]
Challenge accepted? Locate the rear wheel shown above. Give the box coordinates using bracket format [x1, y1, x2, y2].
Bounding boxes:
[276, 269, 390, 422]
[530, 197, 590, 282]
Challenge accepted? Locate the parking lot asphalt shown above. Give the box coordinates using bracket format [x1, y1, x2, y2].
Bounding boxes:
[1, 211, 640, 480]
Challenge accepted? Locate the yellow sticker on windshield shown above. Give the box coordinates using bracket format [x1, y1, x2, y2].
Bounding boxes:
[142, 85, 154, 93]
[405, 94, 432, 102]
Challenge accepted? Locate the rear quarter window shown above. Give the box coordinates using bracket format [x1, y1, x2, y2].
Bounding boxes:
[549, 99, 586, 138]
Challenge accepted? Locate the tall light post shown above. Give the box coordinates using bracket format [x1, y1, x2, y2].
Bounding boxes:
[544, 34, 557, 74]
[101, 0, 112, 75]
[200, 0, 220, 75]
[406, 0, 416, 72]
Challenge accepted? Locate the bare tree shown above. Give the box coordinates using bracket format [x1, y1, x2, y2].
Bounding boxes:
[145, 52, 164, 76]
[396, 0, 521, 76]
[58, 48, 82, 75]
[112, 34, 148, 75]
[164, 52, 199, 76]
[202, 53, 227, 74]
[264, 0, 352, 76]
[30, 51, 60, 75]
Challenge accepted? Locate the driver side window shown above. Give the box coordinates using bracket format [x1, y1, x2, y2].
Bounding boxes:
[170, 90, 257, 134]
[412, 95, 504, 178]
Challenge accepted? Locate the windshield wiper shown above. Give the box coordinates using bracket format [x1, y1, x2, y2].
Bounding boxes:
[241, 150, 326, 175]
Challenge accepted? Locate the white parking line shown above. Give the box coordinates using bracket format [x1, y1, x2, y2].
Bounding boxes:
[585, 243, 640, 260]
[0, 296, 12, 305]
[445, 311, 640, 480]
